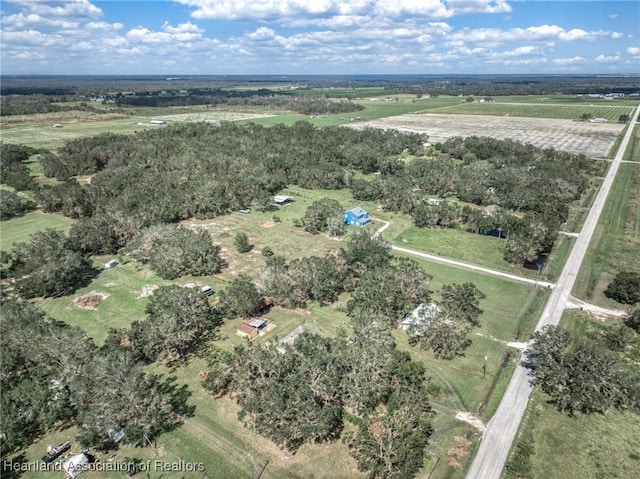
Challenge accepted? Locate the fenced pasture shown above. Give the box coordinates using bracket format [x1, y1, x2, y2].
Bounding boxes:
[349, 113, 625, 158]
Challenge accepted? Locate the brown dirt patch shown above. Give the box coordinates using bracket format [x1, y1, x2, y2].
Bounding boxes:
[74, 292, 108, 310]
[259, 221, 277, 228]
[447, 435, 473, 469]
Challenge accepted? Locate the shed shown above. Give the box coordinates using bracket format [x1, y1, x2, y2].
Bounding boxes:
[274, 195, 294, 206]
[149, 120, 166, 125]
[402, 303, 442, 333]
[344, 207, 371, 227]
[236, 318, 268, 340]
[63, 453, 91, 479]
[104, 259, 117, 269]
[278, 325, 317, 347]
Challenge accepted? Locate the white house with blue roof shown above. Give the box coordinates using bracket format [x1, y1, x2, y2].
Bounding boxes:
[344, 207, 371, 227]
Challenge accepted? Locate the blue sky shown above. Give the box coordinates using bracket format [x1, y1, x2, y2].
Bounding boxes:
[1, 0, 639, 75]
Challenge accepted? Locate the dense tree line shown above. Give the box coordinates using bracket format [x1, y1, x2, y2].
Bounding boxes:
[38, 122, 424, 227]
[0, 299, 192, 455]
[0, 95, 106, 116]
[109, 88, 365, 115]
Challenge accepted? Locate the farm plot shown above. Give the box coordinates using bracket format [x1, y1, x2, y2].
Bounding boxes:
[349, 113, 625, 158]
[436, 101, 635, 122]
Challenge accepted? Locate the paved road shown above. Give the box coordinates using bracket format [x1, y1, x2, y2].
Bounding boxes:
[371, 218, 555, 288]
[466, 105, 640, 479]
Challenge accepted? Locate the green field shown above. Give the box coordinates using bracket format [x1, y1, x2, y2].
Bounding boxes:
[573, 127, 640, 307]
[434, 96, 636, 121]
[0, 211, 74, 251]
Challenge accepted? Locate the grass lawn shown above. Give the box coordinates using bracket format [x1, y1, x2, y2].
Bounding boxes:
[393, 226, 534, 277]
[0, 210, 74, 251]
[573, 127, 640, 307]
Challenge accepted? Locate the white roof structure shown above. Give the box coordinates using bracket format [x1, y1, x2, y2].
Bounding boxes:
[63, 453, 90, 478]
[274, 195, 294, 204]
[402, 303, 441, 332]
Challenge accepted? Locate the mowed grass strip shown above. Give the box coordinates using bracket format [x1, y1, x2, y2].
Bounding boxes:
[573, 129, 640, 307]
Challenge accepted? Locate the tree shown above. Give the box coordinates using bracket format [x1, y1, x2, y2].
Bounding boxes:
[408, 283, 484, 359]
[619, 114, 630, 123]
[263, 255, 343, 307]
[303, 197, 346, 236]
[234, 232, 253, 253]
[131, 285, 218, 361]
[126, 225, 222, 279]
[338, 229, 391, 282]
[624, 303, 640, 332]
[68, 213, 140, 255]
[72, 348, 191, 449]
[10, 229, 95, 298]
[439, 282, 485, 327]
[349, 405, 432, 479]
[605, 271, 640, 304]
[219, 274, 262, 318]
[348, 258, 432, 327]
[579, 112, 593, 121]
[525, 326, 633, 414]
[0, 190, 36, 220]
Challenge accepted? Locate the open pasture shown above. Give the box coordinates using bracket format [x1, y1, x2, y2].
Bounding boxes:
[440, 98, 634, 122]
[349, 113, 625, 157]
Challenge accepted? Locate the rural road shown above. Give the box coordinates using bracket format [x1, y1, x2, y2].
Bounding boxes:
[466, 105, 640, 479]
[371, 218, 555, 288]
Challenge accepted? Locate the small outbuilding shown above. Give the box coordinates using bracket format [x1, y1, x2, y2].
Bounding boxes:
[344, 207, 371, 227]
[236, 318, 268, 340]
[274, 195, 294, 206]
[482, 204, 500, 217]
[63, 453, 92, 479]
[277, 325, 317, 352]
[104, 259, 117, 269]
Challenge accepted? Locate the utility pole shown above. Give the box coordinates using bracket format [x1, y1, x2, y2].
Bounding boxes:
[483, 354, 488, 379]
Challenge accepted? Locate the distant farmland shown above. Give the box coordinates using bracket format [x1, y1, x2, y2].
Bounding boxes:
[349, 113, 626, 158]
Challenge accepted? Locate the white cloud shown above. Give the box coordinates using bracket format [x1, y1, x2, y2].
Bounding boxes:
[552, 56, 586, 65]
[4, 0, 102, 19]
[174, 0, 510, 23]
[505, 45, 541, 56]
[595, 54, 621, 63]
[608, 14, 618, 20]
[626, 47, 640, 55]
